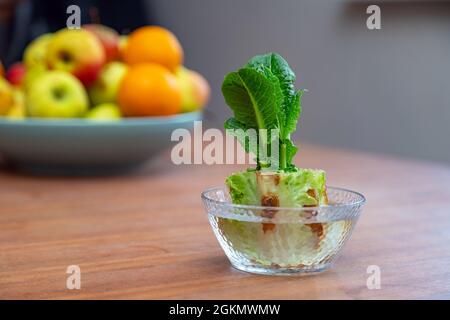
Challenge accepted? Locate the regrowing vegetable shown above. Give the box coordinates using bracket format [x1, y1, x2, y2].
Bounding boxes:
[222, 52, 328, 209]
[216, 54, 357, 270]
[219, 53, 336, 267]
[222, 52, 302, 171]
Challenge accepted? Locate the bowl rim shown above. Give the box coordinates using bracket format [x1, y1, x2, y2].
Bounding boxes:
[0, 111, 202, 127]
[201, 185, 366, 212]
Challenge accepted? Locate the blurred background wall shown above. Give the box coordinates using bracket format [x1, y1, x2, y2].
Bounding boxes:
[148, 0, 450, 164]
[1, 0, 449, 164]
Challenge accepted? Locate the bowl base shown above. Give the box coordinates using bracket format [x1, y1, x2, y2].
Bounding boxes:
[230, 261, 332, 276]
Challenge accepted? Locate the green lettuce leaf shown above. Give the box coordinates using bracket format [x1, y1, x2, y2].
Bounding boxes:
[222, 68, 282, 131]
[246, 53, 300, 140]
[222, 53, 302, 170]
[225, 170, 260, 205]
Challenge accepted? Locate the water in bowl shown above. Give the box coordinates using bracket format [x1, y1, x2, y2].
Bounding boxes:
[209, 215, 356, 275]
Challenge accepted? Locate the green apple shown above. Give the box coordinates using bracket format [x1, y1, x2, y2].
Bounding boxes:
[26, 71, 89, 118]
[86, 103, 121, 121]
[23, 33, 53, 69]
[88, 62, 127, 106]
[176, 66, 210, 112]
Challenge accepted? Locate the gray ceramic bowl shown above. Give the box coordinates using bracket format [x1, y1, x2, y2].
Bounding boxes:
[0, 111, 201, 173]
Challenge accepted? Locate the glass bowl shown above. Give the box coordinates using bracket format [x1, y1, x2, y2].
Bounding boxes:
[201, 186, 366, 276]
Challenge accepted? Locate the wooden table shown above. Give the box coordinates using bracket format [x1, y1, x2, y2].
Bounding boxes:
[1, 144, 450, 299]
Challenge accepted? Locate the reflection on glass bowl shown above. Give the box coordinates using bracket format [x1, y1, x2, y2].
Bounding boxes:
[202, 186, 365, 276]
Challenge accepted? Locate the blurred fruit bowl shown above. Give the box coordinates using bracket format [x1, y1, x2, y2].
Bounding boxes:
[0, 111, 201, 173]
[0, 24, 209, 173]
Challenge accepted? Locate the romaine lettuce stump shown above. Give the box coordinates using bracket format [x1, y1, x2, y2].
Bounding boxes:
[222, 52, 328, 209]
[219, 53, 350, 268]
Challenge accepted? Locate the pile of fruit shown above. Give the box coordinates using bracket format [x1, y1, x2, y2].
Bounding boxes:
[0, 25, 209, 120]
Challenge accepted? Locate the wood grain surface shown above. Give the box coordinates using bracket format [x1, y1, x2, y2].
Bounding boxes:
[1, 144, 450, 299]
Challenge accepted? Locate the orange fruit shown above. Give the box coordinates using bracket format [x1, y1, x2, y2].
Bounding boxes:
[0, 77, 14, 115]
[0, 61, 4, 77]
[122, 26, 183, 71]
[118, 63, 181, 116]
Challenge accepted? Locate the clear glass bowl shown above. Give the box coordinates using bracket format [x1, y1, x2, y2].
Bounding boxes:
[201, 186, 366, 276]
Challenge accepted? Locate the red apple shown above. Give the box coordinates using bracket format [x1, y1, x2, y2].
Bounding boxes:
[84, 24, 120, 63]
[6, 62, 26, 87]
[46, 28, 105, 87]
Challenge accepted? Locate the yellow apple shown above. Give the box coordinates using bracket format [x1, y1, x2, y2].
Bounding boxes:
[88, 62, 127, 106]
[46, 29, 105, 87]
[86, 103, 121, 121]
[6, 89, 26, 120]
[23, 33, 53, 69]
[176, 66, 210, 112]
[23, 65, 47, 92]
